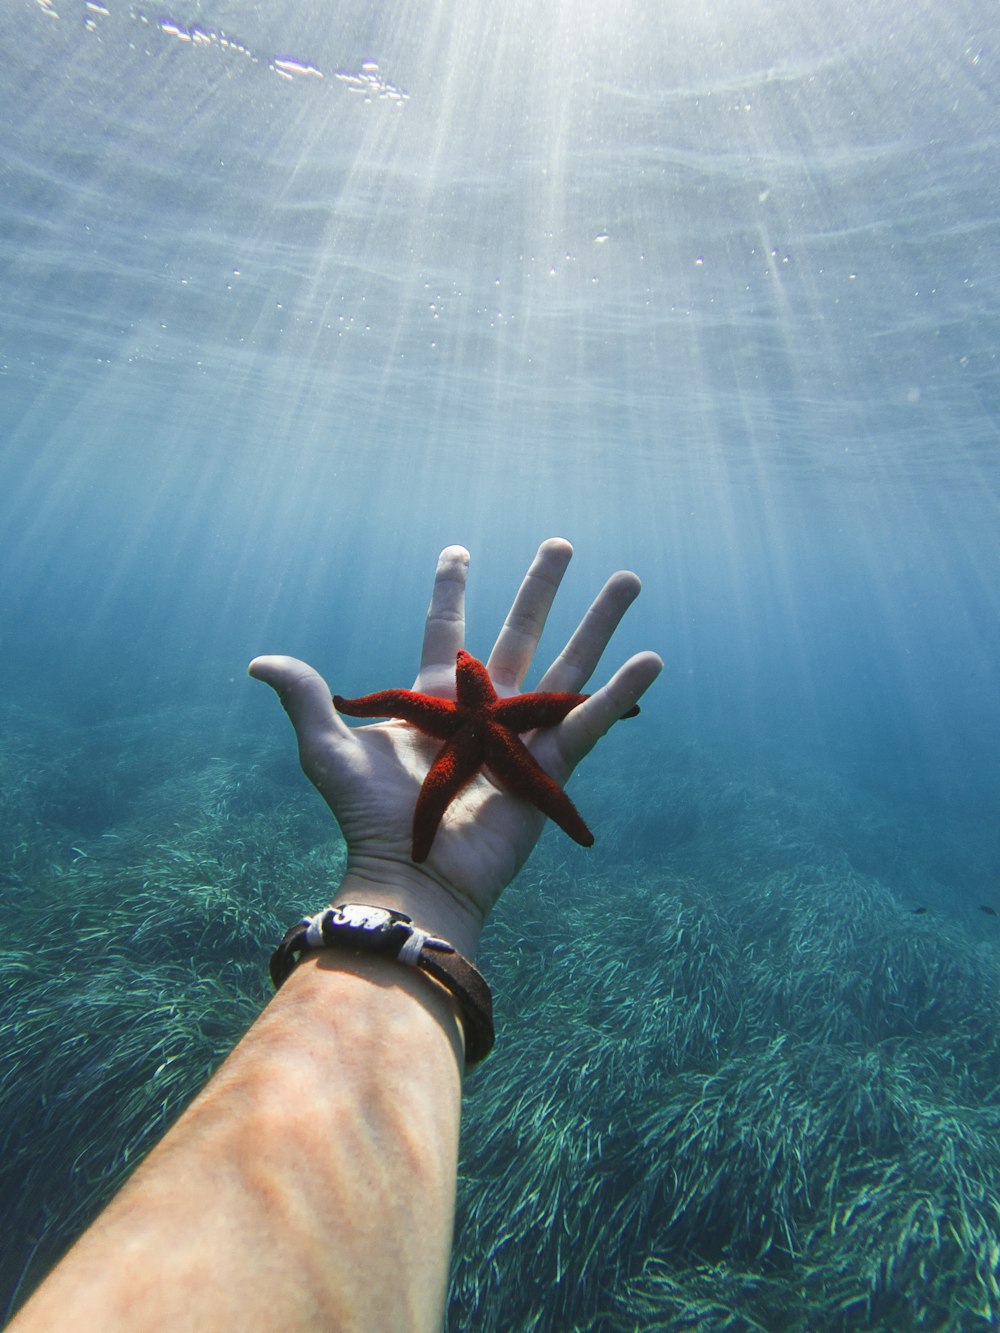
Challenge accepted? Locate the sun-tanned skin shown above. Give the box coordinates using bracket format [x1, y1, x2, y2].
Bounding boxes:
[8, 538, 661, 1333]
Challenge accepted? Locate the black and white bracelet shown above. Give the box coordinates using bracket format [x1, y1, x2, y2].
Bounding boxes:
[270, 903, 494, 1065]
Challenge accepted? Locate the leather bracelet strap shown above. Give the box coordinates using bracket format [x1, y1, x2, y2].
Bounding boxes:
[410, 945, 493, 1066]
[269, 904, 494, 1065]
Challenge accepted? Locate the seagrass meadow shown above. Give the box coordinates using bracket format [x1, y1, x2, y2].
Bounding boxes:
[6, 0, 1000, 1326]
[2, 698, 998, 1329]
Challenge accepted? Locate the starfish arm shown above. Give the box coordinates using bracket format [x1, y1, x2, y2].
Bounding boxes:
[493, 692, 640, 733]
[455, 650, 499, 710]
[492, 692, 589, 732]
[411, 726, 486, 863]
[481, 724, 595, 848]
[333, 653, 634, 862]
[333, 689, 460, 739]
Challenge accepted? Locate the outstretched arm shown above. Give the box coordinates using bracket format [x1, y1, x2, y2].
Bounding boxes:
[9, 538, 661, 1333]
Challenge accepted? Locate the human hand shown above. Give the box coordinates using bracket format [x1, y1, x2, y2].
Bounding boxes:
[249, 538, 661, 957]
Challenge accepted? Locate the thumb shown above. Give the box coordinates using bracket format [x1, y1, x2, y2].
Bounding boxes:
[248, 656, 344, 766]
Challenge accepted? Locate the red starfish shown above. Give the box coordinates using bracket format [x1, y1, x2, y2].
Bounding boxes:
[334, 650, 639, 863]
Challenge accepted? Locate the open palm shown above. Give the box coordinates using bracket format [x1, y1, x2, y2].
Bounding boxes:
[250, 539, 662, 957]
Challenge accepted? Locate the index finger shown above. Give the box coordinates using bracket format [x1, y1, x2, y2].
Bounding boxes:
[418, 545, 470, 677]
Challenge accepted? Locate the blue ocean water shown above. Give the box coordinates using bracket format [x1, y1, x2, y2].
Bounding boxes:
[2, 0, 999, 1322]
[4, 0, 998, 861]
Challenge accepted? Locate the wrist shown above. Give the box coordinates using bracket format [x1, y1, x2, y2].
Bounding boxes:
[332, 857, 485, 960]
[276, 946, 467, 1071]
[268, 888, 495, 1064]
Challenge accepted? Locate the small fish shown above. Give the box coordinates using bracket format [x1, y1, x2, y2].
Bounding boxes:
[978, 905, 997, 917]
[911, 906, 928, 915]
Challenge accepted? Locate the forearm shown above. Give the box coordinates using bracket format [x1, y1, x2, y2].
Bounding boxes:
[10, 950, 464, 1333]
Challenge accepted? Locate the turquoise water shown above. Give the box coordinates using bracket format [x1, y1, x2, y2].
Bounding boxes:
[2, 0, 999, 1325]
